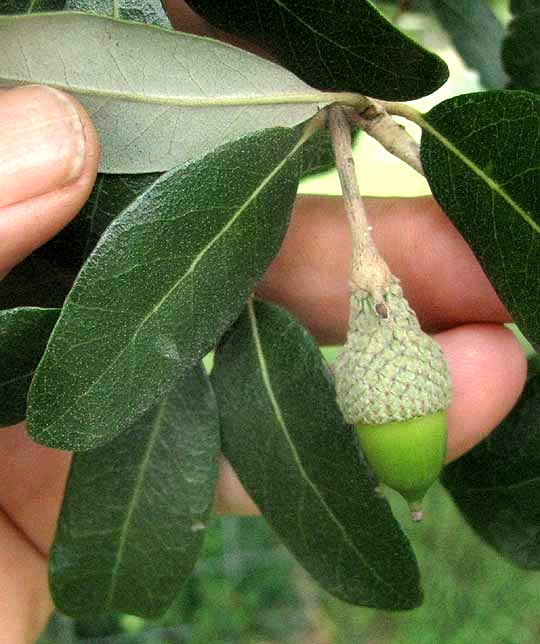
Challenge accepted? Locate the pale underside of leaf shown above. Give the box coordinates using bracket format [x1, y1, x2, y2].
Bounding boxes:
[0, 12, 344, 172]
[64, 0, 172, 28]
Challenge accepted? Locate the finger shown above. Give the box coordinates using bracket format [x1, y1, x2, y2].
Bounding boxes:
[0, 85, 86, 209]
[161, 0, 215, 35]
[0, 422, 71, 557]
[162, 1, 273, 57]
[0, 85, 99, 277]
[214, 456, 260, 515]
[0, 510, 52, 644]
[441, 324, 527, 462]
[257, 194, 510, 345]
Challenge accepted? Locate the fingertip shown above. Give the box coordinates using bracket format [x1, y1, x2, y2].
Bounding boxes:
[438, 324, 528, 462]
[0, 85, 99, 276]
[214, 455, 260, 516]
[161, 0, 216, 35]
[372, 196, 511, 332]
[0, 85, 98, 208]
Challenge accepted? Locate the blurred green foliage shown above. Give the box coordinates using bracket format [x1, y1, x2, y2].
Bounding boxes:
[39, 485, 540, 644]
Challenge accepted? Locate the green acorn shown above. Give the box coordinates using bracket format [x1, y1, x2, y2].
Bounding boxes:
[335, 278, 452, 520]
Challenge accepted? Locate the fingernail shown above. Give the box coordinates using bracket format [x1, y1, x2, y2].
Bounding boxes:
[0, 85, 86, 208]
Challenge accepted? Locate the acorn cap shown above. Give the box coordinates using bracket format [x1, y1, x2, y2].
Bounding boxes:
[335, 278, 452, 426]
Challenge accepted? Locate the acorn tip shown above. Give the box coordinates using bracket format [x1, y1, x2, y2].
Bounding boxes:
[409, 502, 424, 522]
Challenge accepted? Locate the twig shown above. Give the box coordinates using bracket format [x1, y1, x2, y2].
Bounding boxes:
[353, 99, 425, 176]
[327, 105, 392, 305]
[377, 100, 425, 123]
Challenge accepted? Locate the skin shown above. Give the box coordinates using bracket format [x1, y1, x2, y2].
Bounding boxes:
[0, 3, 528, 641]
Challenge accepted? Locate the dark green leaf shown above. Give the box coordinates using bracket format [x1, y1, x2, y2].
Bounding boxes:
[0, 307, 59, 426]
[65, 0, 171, 27]
[442, 372, 540, 569]
[503, 10, 540, 93]
[0, 12, 334, 173]
[298, 126, 361, 179]
[0, 174, 160, 310]
[50, 363, 220, 617]
[420, 90, 540, 349]
[0, 0, 64, 13]
[527, 353, 540, 381]
[298, 127, 337, 178]
[185, 0, 448, 101]
[429, 0, 507, 89]
[28, 127, 307, 451]
[211, 300, 422, 610]
[511, 0, 540, 14]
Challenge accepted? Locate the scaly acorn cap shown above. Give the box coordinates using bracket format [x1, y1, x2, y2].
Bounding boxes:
[335, 278, 452, 426]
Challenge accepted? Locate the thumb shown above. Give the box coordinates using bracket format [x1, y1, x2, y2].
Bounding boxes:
[0, 85, 99, 277]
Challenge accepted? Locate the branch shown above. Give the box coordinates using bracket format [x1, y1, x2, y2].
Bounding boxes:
[377, 100, 427, 127]
[352, 99, 425, 177]
[327, 105, 392, 307]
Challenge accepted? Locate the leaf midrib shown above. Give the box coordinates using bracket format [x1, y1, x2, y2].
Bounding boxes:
[422, 114, 540, 234]
[1, 12, 352, 109]
[106, 398, 166, 607]
[1, 77, 336, 108]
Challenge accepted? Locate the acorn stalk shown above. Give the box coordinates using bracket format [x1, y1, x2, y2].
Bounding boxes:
[328, 105, 452, 519]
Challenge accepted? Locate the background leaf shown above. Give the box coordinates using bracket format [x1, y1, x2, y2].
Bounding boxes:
[428, 0, 507, 89]
[50, 363, 220, 618]
[502, 9, 540, 93]
[297, 127, 338, 179]
[0, 12, 333, 173]
[65, 0, 171, 27]
[510, 0, 539, 14]
[442, 370, 540, 569]
[186, 0, 448, 101]
[0, 174, 159, 309]
[211, 300, 422, 610]
[0, 0, 64, 12]
[28, 127, 307, 451]
[0, 307, 59, 426]
[298, 126, 360, 179]
[420, 90, 540, 349]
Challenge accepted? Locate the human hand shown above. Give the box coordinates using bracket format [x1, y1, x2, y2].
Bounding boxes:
[0, 84, 99, 642]
[0, 5, 527, 642]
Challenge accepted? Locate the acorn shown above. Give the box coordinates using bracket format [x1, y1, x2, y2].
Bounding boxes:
[334, 278, 452, 520]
